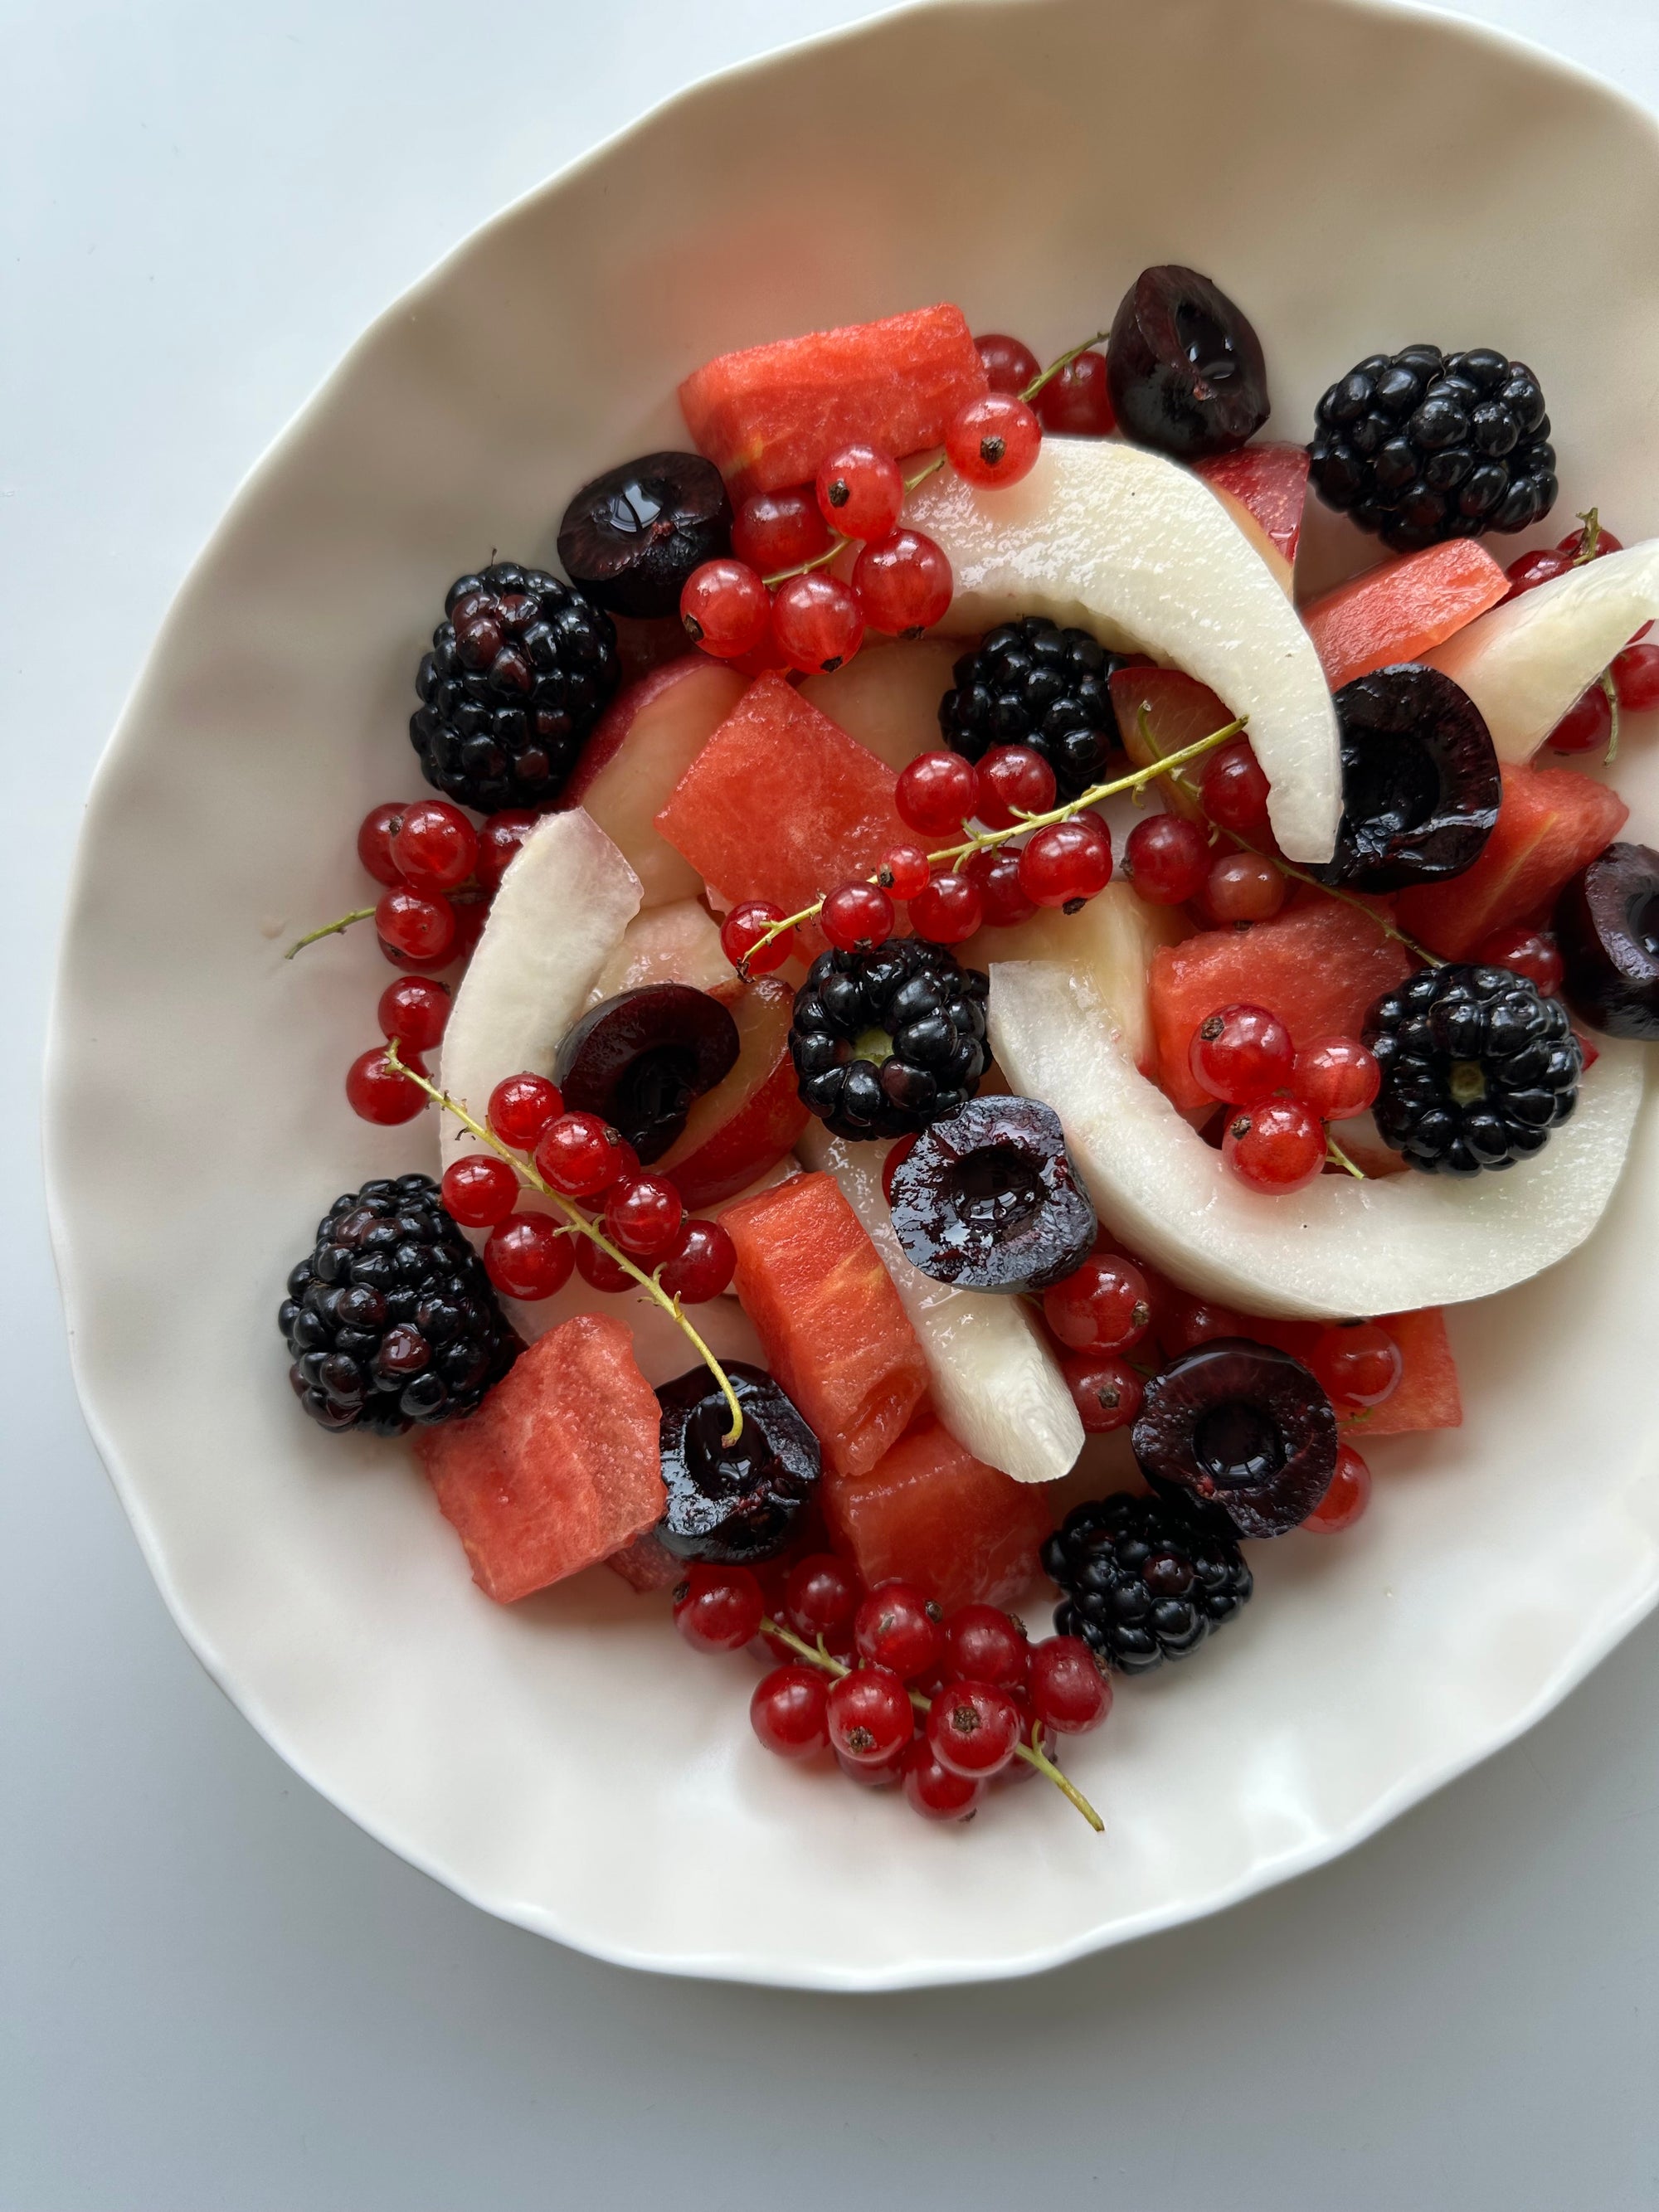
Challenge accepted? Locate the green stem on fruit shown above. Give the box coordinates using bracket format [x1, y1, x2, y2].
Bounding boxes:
[1021, 328, 1113, 406]
[382, 1042, 745, 1447]
[1324, 1135, 1367, 1180]
[1600, 666, 1622, 766]
[285, 906, 376, 960]
[760, 455, 951, 589]
[758, 1616, 1105, 1832]
[1572, 508, 1602, 565]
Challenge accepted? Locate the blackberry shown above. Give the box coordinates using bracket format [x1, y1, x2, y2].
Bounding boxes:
[280, 1174, 517, 1437]
[790, 939, 990, 1142]
[939, 616, 1124, 800]
[410, 562, 620, 812]
[1310, 346, 1556, 552]
[1365, 964, 1582, 1175]
[1044, 1491, 1253, 1675]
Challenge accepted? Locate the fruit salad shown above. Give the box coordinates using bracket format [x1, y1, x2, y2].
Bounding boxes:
[280, 267, 1659, 1833]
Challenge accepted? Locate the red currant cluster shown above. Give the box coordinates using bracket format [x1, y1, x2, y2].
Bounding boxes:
[1504, 513, 1659, 756]
[1180, 1004, 1379, 1194]
[1122, 736, 1290, 924]
[672, 1549, 1109, 1826]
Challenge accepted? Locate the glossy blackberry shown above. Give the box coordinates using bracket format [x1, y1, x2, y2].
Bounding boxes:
[1043, 1491, 1253, 1675]
[411, 562, 620, 811]
[1365, 964, 1582, 1175]
[1310, 347, 1556, 552]
[280, 1174, 517, 1437]
[939, 617, 1123, 800]
[790, 939, 990, 1141]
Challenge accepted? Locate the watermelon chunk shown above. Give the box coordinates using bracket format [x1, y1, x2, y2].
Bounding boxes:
[1395, 761, 1629, 959]
[823, 1411, 1053, 1614]
[1301, 542, 1510, 691]
[1149, 902, 1413, 1113]
[416, 1314, 664, 1603]
[679, 304, 987, 501]
[656, 673, 908, 951]
[721, 1171, 927, 1480]
[1192, 442, 1310, 562]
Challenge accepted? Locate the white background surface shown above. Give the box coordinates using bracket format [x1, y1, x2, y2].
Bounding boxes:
[6, 0, 1659, 2203]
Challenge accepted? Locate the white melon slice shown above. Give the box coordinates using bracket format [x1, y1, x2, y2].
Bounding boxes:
[795, 1123, 1082, 1486]
[903, 435, 1343, 863]
[435, 809, 640, 1177]
[1424, 539, 1659, 761]
[800, 637, 961, 771]
[989, 960, 1644, 1320]
[584, 898, 729, 1008]
[974, 878, 1190, 1078]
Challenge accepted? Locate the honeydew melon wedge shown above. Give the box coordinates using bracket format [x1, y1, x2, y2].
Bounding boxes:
[1424, 540, 1659, 762]
[989, 960, 1644, 1320]
[795, 1123, 1082, 1486]
[904, 435, 1343, 863]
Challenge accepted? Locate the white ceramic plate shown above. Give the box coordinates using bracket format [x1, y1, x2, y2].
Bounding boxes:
[46, 0, 1659, 1989]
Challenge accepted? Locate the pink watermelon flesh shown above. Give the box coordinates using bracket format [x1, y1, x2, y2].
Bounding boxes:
[417, 1313, 664, 1604]
[679, 304, 988, 501]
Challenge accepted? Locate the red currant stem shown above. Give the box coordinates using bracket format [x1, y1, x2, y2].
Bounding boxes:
[1600, 667, 1621, 766]
[1572, 507, 1602, 565]
[1324, 1133, 1367, 1179]
[759, 455, 953, 588]
[285, 906, 376, 960]
[382, 1042, 744, 1446]
[757, 1616, 1104, 1831]
[1020, 328, 1113, 405]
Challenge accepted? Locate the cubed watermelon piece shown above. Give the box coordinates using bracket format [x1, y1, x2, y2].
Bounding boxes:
[1192, 442, 1310, 562]
[1301, 542, 1510, 691]
[656, 673, 908, 950]
[679, 305, 988, 501]
[1149, 902, 1414, 1113]
[416, 1314, 664, 1603]
[1395, 761, 1629, 958]
[823, 1411, 1053, 1614]
[721, 1171, 928, 1480]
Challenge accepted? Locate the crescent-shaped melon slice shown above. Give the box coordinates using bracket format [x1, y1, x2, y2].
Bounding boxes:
[903, 435, 1343, 863]
[988, 960, 1643, 1320]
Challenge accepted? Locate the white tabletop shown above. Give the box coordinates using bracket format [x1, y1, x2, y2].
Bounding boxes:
[7, 2, 1659, 2204]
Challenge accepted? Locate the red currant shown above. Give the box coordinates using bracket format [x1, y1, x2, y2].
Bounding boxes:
[1190, 1002, 1295, 1106]
[852, 529, 954, 636]
[815, 443, 902, 542]
[535, 1111, 630, 1198]
[1547, 683, 1612, 755]
[1503, 545, 1572, 599]
[483, 1213, 575, 1300]
[1019, 814, 1112, 909]
[487, 1072, 563, 1150]
[440, 1152, 519, 1228]
[1471, 926, 1564, 996]
[946, 392, 1043, 488]
[358, 801, 411, 886]
[941, 1605, 1029, 1691]
[1292, 1034, 1381, 1120]
[785, 1554, 861, 1642]
[749, 1665, 830, 1759]
[838, 1742, 908, 1789]
[1126, 813, 1210, 905]
[1558, 518, 1622, 559]
[731, 484, 831, 574]
[1163, 1296, 1248, 1355]
[376, 885, 456, 963]
[975, 332, 1041, 396]
[604, 1174, 684, 1260]
[825, 1666, 914, 1764]
[966, 843, 1037, 928]
[909, 869, 983, 945]
[345, 1045, 427, 1125]
[882, 1133, 919, 1204]
[854, 1582, 944, 1680]
[1033, 350, 1115, 436]
[1612, 642, 1659, 713]
[576, 1236, 635, 1293]
[377, 975, 451, 1054]
[820, 881, 895, 952]
[475, 809, 539, 889]
[877, 843, 932, 901]
[1224, 1097, 1327, 1194]
[680, 559, 771, 659]
[1028, 1636, 1112, 1735]
[1205, 849, 1286, 922]
[772, 571, 864, 674]
[657, 1219, 737, 1303]
[674, 1563, 764, 1653]
[1301, 1442, 1373, 1534]
[896, 750, 978, 838]
[1311, 1321, 1402, 1409]
[1201, 739, 1273, 839]
[1042, 1252, 1152, 1354]
[720, 900, 795, 975]
[975, 745, 1056, 830]
[927, 1680, 1021, 1777]
[1060, 1350, 1144, 1434]
[901, 1738, 983, 1821]
[390, 799, 479, 892]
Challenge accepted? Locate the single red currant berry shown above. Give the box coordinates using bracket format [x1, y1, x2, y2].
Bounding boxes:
[376, 884, 457, 963]
[877, 843, 932, 901]
[946, 392, 1043, 487]
[377, 975, 451, 1054]
[941, 1605, 1029, 1691]
[1201, 739, 1273, 838]
[576, 1236, 635, 1293]
[1302, 1443, 1373, 1534]
[854, 1582, 944, 1680]
[908, 868, 984, 945]
[897, 750, 980, 838]
[720, 900, 795, 975]
[1311, 1321, 1403, 1409]
[673, 1563, 765, 1654]
[901, 1738, 984, 1821]
[852, 529, 954, 635]
[657, 1219, 737, 1304]
[1042, 1252, 1153, 1354]
[1028, 1636, 1112, 1735]
[486, 1072, 564, 1150]
[1205, 849, 1286, 922]
[927, 1680, 1021, 1777]
[376, 932, 450, 975]
[1502, 546, 1572, 599]
[1224, 1097, 1327, 1194]
[344, 1045, 427, 1125]
[475, 809, 539, 889]
[1018, 814, 1112, 909]
[1558, 519, 1622, 559]
[1613, 642, 1659, 713]
[815, 442, 903, 542]
[1163, 1296, 1248, 1354]
[604, 1174, 684, 1260]
[390, 798, 479, 892]
[966, 843, 1037, 928]
[731, 484, 831, 574]
[837, 1742, 908, 1789]
[1033, 349, 1116, 436]
[1125, 813, 1211, 905]
[771, 571, 864, 674]
[358, 801, 411, 886]
[1470, 926, 1564, 996]
[825, 1666, 915, 1765]
[1190, 1002, 1295, 1106]
[1060, 1350, 1145, 1434]
[974, 745, 1057, 830]
[749, 1665, 830, 1759]
[1547, 683, 1612, 755]
[881, 1133, 919, 1205]
[975, 332, 1042, 396]
[820, 880, 896, 952]
[1292, 1034, 1382, 1120]
[534, 1111, 630, 1198]
[440, 1152, 519, 1228]
[483, 1213, 576, 1300]
[680, 558, 771, 659]
[785, 1553, 861, 1642]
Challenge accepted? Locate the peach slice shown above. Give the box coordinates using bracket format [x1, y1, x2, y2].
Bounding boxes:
[656, 976, 810, 1210]
[800, 637, 961, 772]
[584, 899, 729, 1008]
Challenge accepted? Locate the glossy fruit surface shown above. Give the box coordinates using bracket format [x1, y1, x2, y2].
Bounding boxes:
[908, 870, 984, 944]
[1301, 1443, 1372, 1533]
[1304, 540, 1510, 690]
[1223, 1097, 1327, 1193]
[853, 530, 954, 636]
[749, 1665, 830, 1758]
[975, 745, 1056, 829]
[475, 809, 539, 888]
[1019, 814, 1112, 908]
[533, 1111, 631, 1198]
[1292, 1035, 1381, 1121]
[1471, 926, 1564, 997]
[1189, 1003, 1294, 1106]
[377, 976, 451, 1054]
[1310, 1321, 1403, 1409]
[487, 1072, 564, 1151]
[901, 1739, 983, 1821]
[1126, 813, 1210, 905]
[820, 881, 896, 952]
[679, 559, 771, 659]
[941, 1605, 1029, 1691]
[1107, 265, 1269, 457]
[926, 1680, 1021, 1777]
[888, 1095, 1097, 1292]
[1132, 1337, 1339, 1537]
[815, 443, 903, 541]
[966, 844, 1037, 927]
[1204, 851, 1285, 923]
[554, 985, 740, 1163]
[390, 799, 479, 892]
[1547, 683, 1613, 756]
[558, 450, 733, 619]
[720, 901, 795, 975]
[1323, 664, 1501, 890]
[440, 1153, 519, 1228]
[1033, 350, 1116, 435]
[826, 1666, 914, 1764]
[357, 800, 411, 886]
[878, 843, 932, 901]
[732, 484, 832, 574]
[376, 885, 456, 963]
[771, 571, 864, 674]
[345, 1045, 427, 1125]
[784, 1553, 861, 1642]
[1201, 739, 1272, 839]
[1027, 1636, 1112, 1734]
[1555, 840, 1659, 1038]
[946, 392, 1042, 487]
[603, 1174, 684, 1260]
[975, 332, 1041, 396]
[1613, 642, 1659, 712]
[1042, 1252, 1152, 1354]
[854, 1581, 944, 1680]
[897, 749, 979, 838]
[482, 1212, 576, 1300]
[673, 1562, 766, 1652]
[657, 1361, 820, 1564]
[656, 1219, 737, 1304]
[657, 975, 809, 1209]
[1060, 1351, 1144, 1433]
